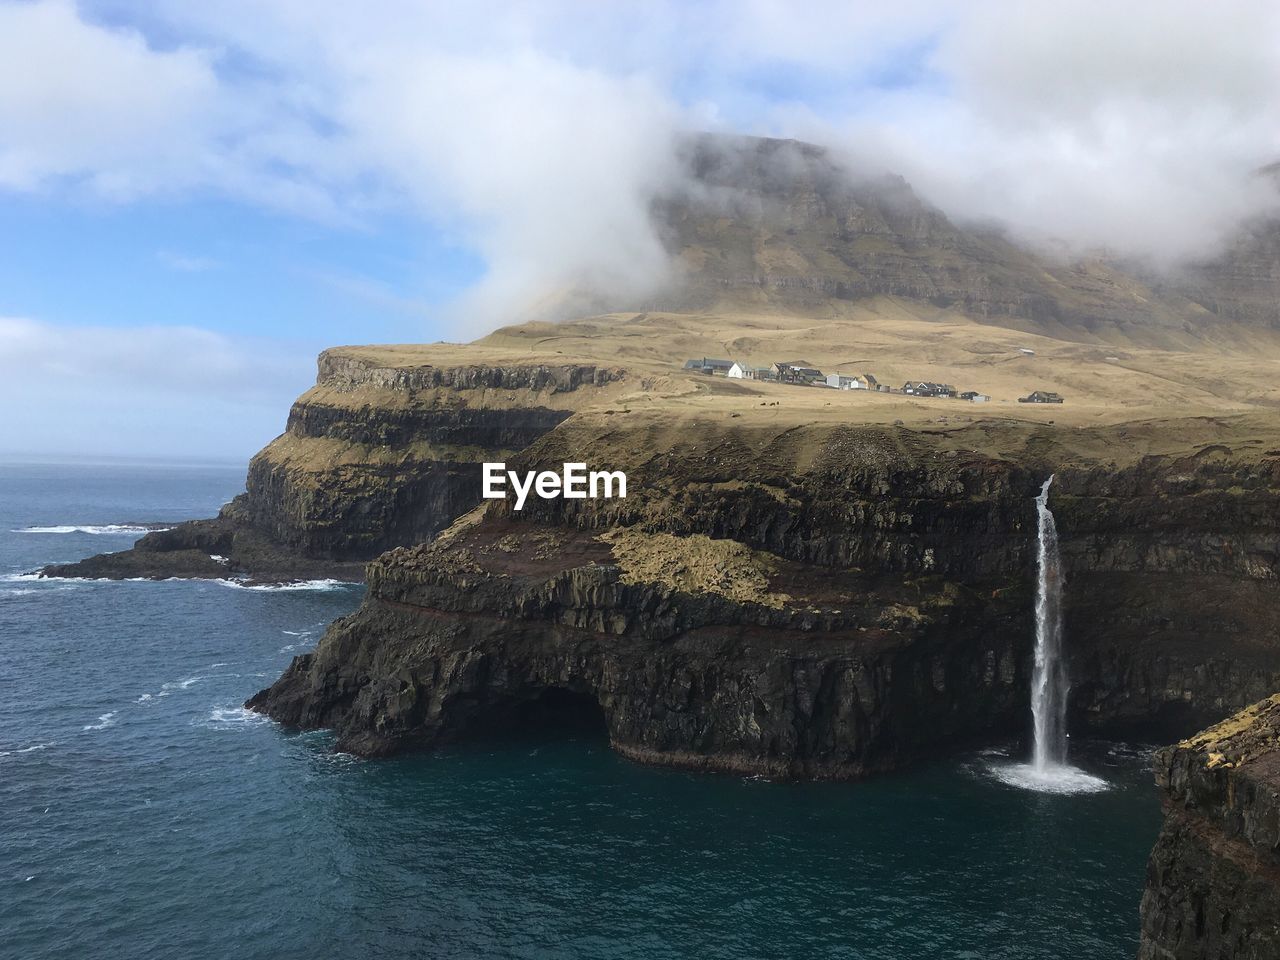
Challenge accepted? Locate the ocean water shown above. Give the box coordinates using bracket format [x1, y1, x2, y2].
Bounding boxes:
[1, 459, 1162, 959]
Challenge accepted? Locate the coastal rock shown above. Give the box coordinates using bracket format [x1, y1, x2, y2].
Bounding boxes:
[248, 422, 1280, 769]
[1138, 695, 1280, 959]
[249, 520, 1031, 773]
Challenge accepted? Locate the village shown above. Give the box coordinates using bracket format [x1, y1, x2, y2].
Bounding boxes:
[682, 357, 1063, 404]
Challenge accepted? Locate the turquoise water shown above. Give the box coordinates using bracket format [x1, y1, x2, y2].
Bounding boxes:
[1, 460, 1161, 959]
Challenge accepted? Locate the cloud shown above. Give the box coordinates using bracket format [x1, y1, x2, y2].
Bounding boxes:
[0, 317, 316, 457]
[822, 0, 1280, 264]
[329, 48, 681, 330]
[3, 0, 1280, 328]
[0, 0, 221, 197]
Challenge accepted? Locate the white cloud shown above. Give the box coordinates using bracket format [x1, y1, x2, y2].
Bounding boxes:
[329, 49, 681, 330]
[2, 0, 1279, 324]
[0, 0, 222, 196]
[842, 0, 1280, 264]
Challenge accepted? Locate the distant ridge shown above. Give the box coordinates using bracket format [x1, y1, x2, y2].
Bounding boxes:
[562, 133, 1280, 345]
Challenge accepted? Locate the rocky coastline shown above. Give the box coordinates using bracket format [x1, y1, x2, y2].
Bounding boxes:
[245, 414, 1280, 769]
[1139, 695, 1280, 959]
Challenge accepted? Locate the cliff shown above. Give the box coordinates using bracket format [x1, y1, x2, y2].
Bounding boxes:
[246, 424, 1037, 769]
[247, 413, 1280, 769]
[44, 346, 627, 582]
[1139, 695, 1280, 959]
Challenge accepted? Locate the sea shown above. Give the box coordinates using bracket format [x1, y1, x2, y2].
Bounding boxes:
[1, 458, 1162, 959]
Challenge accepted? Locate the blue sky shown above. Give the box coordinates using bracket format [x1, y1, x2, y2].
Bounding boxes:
[1, 0, 1277, 459]
[0, 192, 482, 342]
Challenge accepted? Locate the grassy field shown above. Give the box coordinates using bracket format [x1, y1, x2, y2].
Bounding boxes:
[321, 296, 1280, 444]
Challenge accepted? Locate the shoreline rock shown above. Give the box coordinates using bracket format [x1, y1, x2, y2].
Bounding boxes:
[245, 424, 1280, 775]
[40, 517, 366, 584]
[1139, 695, 1280, 959]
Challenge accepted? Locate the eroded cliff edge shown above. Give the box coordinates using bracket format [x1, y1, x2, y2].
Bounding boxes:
[1139, 695, 1280, 960]
[247, 414, 1280, 774]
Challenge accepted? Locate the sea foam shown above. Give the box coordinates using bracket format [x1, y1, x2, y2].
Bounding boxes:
[204, 706, 271, 727]
[82, 711, 118, 731]
[213, 578, 355, 592]
[0, 742, 54, 760]
[15, 524, 169, 535]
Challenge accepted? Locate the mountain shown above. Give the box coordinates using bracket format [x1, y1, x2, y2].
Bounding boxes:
[626, 134, 1280, 346]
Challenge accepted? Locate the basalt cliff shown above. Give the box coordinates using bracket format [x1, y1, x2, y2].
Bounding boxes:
[1139, 695, 1280, 959]
[244, 413, 1280, 772]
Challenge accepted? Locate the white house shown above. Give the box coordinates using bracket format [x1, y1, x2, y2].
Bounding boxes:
[826, 373, 867, 390]
[727, 362, 752, 379]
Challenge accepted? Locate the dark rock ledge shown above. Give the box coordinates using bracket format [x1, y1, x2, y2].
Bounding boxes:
[41, 517, 365, 584]
[1139, 695, 1280, 960]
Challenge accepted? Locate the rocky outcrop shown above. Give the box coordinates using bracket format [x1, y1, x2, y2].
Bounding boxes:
[249, 518, 1031, 772]
[222, 354, 624, 561]
[248, 420, 1280, 770]
[1138, 695, 1280, 959]
[39, 518, 365, 583]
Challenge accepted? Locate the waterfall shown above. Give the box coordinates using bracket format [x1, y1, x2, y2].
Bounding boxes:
[1031, 475, 1068, 771]
[987, 475, 1107, 793]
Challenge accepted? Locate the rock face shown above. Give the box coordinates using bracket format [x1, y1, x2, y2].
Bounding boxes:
[248, 420, 1280, 770]
[643, 135, 1280, 340]
[249, 516, 1033, 774]
[1139, 695, 1280, 959]
[228, 353, 624, 561]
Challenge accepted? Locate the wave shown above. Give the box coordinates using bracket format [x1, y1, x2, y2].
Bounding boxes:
[1, 573, 356, 591]
[213, 578, 356, 592]
[163, 675, 211, 692]
[0, 742, 54, 760]
[1, 583, 82, 597]
[15, 524, 170, 535]
[203, 705, 271, 727]
[82, 711, 118, 731]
